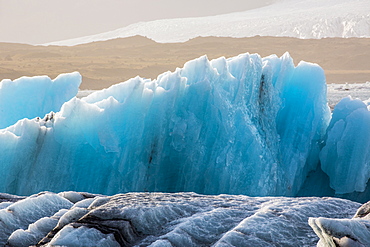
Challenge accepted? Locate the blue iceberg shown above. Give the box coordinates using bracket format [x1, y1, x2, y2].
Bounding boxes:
[320, 96, 370, 195]
[0, 52, 336, 197]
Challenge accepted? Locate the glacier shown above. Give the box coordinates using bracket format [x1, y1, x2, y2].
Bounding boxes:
[0, 52, 333, 197]
[45, 0, 370, 46]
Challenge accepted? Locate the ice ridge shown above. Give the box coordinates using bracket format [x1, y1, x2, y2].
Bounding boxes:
[0, 72, 81, 129]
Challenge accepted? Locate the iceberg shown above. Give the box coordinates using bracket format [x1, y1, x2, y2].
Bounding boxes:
[320, 96, 370, 195]
[0, 52, 331, 196]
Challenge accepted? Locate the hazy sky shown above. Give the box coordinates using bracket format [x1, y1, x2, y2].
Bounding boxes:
[0, 0, 273, 44]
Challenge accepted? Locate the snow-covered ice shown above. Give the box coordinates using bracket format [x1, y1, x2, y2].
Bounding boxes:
[45, 0, 370, 46]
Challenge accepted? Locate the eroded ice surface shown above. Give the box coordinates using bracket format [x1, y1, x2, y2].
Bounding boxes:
[309, 200, 370, 246]
[0, 192, 72, 245]
[0, 53, 331, 197]
[0, 192, 361, 247]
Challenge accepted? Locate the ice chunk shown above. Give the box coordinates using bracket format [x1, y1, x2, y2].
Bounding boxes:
[59, 191, 87, 203]
[6, 209, 68, 247]
[320, 96, 370, 194]
[48, 225, 120, 247]
[55, 207, 89, 229]
[0, 192, 72, 245]
[0, 72, 81, 129]
[310, 196, 370, 246]
[72, 198, 97, 209]
[309, 217, 370, 246]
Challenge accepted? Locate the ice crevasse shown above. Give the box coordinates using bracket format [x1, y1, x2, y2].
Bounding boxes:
[0, 52, 366, 199]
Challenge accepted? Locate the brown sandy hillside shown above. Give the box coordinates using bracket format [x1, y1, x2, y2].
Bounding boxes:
[0, 36, 369, 89]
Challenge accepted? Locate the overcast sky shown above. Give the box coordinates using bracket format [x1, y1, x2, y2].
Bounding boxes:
[0, 0, 274, 44]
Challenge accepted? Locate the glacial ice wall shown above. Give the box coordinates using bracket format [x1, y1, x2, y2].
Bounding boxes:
[0, 53, 331, 196]
[0, 72, 81, 129]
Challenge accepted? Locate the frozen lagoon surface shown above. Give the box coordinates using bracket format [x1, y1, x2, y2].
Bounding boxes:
[2, 52, 370, 245]
[327, 83, 370, 109]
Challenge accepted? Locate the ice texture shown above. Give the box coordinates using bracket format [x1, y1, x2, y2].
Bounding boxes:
[0, 192, 361, 246]
[48, 225, 120, 247]
[309, 200, 370, 246]
[0, 72, 81, 129]
[0, 192, 72, 245]
[320, 96, 370, 194]
[6, 209, 68, 247]
[0, 53, 331, 196]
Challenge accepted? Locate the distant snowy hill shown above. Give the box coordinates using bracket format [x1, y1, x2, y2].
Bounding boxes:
[46, 0, 370, 46]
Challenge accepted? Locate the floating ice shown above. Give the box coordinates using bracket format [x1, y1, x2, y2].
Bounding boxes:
[320, 96, 370, 194]
[0, 53, 331, 197]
